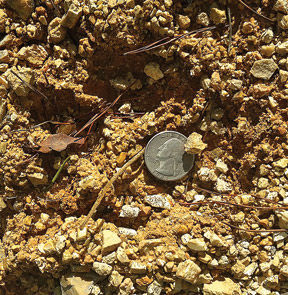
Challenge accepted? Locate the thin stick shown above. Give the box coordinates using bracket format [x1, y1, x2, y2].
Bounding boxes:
[227, 6, 232, 53]
[12, 120, 73, 133]
[196, 186, 285, 207]
[237, 0, 274, 22]
[123, 26, 217, 55]
[184, 200, 288, 210]
[74, 81, 136, 137]
[222, 221, 287, 233]
[51, 156, 70, 184]
[80, 148, 145, 229]
[11, 70, 48, 101]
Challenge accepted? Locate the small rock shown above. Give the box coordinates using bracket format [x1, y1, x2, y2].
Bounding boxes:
[242, 21, 253, 34]
[119, 278, 135, 295]
[194, 194, 205, 202]
[116, 152, 127, 167]
[177, 15, 190, 29]
[273, 232, 288, 242]
[187, 238, 207, 251]
[139, 239, 163, 252]
[61, 4, 82, 29]
[215, 159, 228, 174]
[55, 235, 66, 254]
[176, 260, 201, 284]
[38, 239, 56, 254]
[203, 278, 241, 295]
[0, 50, 10, 63]
[92, 262, 112, 276]
[278, 13, 288, 29]
[147, 281, 162, 295]
[231, 211, 245, 223]
[261, 28, 274, 44]
[229, 79, 243, 91]
[258, 177, 269, 189]
[260, 45, 275, 57]
[279, 70, 288, 82]
[118, 103, 131, 114]
[118, 227, 137, 238]
[273, 158, 288, 168]
[196, 12, 210, 26]
[185, 132, 207, 154]
[276, 41, 288, 55]
[119, 205, 140, 218]
[210, 8, 226, 25]
[243, 262, 258, 277]
[268, 96, 278, 108]
[102, 252, 116, 264]
[215, 177, 232, 193]
[181, 233, 192, 245]
[198, 167, 217, 182]
[109, 270, 124, 287]
[274, 0, 288, 13]
[5, 66, 34, 96]
[250, 59, 278, 80]
[256, 286, 272, 295]
[60, 273, 97, 295]
[0, 197, 6, 211]
[144, 194, 172, 209]
[281, 265, 288, 277]
[62, 249, 73, 263]
[130, 261, 147, 274]
[116, 247, 130, 264]
[28, 172, 48, 186]
[76, 227, 87, 241]
[277, 211, 288, 229]
[0, 142, 7, 154]
[7, 0, 34, 20]
[102, 230, 122, 254]
[48, 17, 67, 44]
[204, 231, 227, 247]
[144, 62, 164, 81]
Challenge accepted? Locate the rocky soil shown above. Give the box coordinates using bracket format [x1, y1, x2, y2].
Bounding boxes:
[0, 0, 288, 294]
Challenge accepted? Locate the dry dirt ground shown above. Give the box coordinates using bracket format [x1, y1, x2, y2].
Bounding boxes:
[0, 0, 288, 294]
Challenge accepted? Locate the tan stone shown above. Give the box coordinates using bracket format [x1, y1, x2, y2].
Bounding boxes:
[176, 260, 201, 284]
[102, 230, 122, 254]
[203, 278, 242, 295]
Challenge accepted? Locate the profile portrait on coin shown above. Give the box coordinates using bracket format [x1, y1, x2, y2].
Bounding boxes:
[156, 138, 185, 177]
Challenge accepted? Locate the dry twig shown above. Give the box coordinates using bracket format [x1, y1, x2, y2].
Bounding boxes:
[124, 26, 217, 55]
[80, 148, 145, 229]
[236, 0, 274, 22]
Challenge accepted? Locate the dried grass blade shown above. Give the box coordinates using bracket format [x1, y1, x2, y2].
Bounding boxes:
[124, 26, 217, 55]
[237, 0, 274, 22]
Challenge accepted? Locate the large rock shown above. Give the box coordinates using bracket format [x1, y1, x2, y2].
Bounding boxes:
[48, 17, 67, 44]
[250, 59, 278, 80]
[61, 4, 82, 29]
[203, 278, 242, 295]
[92, 262, 112, 276]
[176, 260, 201, 284]
[102, 230, 122, 254]
[7, 0, 34, 20]
[60, 273, 101, 295]
[17, 45, 48, 67]
[187, 238, 207, 251]
[185, 132, 207, 154]
[5, 66, 34, 96]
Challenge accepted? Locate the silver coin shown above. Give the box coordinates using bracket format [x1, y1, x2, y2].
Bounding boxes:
[144, 131, 195, 181]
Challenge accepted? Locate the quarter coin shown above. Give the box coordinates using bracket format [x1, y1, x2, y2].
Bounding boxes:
[144, 131, 195, 181]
